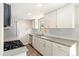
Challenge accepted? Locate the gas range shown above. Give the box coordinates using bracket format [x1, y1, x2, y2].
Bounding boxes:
[4, 40, 24, 51]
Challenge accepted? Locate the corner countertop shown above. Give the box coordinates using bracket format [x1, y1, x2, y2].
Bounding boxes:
[30, 28, 79, 47]
[30, 33, 77, 47]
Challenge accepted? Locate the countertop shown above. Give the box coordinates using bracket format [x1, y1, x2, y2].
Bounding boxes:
[31, 28, 79, 47]
[30, 33, 76, 47]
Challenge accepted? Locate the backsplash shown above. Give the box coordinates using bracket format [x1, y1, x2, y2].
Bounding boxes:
[32, 28, 79, 36]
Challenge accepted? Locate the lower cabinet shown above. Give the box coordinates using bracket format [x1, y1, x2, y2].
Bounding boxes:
[32, 36, 52, 56]
[43, 40, 52, 56]
[32, 36, 36, 49]
[52, 42, 69, 56]
[38, 38, 45, 55]
[77, 42, 79, 56]
[32, 36, 76, 56]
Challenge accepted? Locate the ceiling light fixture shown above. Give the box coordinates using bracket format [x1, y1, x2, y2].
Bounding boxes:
[37, 4, 42, 7]
[28, 13, 32, 15]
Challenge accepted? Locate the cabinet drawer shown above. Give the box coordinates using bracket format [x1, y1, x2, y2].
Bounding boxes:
[53, 48, 69, 56]
[53, 42, 70, 53]
[53, 42, 70, 56]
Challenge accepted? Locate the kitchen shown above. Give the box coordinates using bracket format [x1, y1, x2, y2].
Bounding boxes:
[1, 3, 79, 56]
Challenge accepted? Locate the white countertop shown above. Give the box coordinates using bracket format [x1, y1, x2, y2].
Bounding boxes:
[31, 28, 79, 47]
[31, 33, 77, 47]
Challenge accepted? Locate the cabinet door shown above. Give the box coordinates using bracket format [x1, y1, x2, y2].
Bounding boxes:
[38, 38, 52, 56]
[32, 36, 45, 55]
[77, 42, 79, 56]
[62, 5, 75, 28]
[35, 37, 41, 51]
[32, 36, 38, 49]
[43, 40, 52, 56]
[32, 36, 36, 48]
[38, 38, 45, 55]
[57, 5, 75, 28]
[53, 43, 69, 56]
[57, 8, 63, 28]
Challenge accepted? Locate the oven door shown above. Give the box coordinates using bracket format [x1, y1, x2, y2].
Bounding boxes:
[3, 47, 28, 56]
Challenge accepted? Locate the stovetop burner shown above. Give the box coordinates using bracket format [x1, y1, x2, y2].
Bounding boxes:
[4, 40, 24, 51]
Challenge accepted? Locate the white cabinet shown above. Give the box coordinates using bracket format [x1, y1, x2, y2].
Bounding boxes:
[57, 8, 63, 28]
[32, 36, 70, 56]
[57, 4, 75, 28]
[38, 38, 52, 56]
[32, 35, 76, 56]
[42, 4, 76, 28]
[62, 5, 75, 28]
[74, 5, 79, 28]
[32, 36, 52, 56]
[77, 42, 79, 56]
[38, 38, 45, 55]
[52, 42, 69, 56]
[32, 36, 37, 49]
[37, 38, 54, 56]
[32, 36, 45, 54]
[32, 36, 39, 51]
[43, 40, 52, 56]
[34, 36, 40, 50]
[32, 36, 41, 51]
[38, 4, 79, 28]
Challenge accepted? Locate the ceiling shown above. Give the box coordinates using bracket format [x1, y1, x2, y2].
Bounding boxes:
[9, 3, 68, 20]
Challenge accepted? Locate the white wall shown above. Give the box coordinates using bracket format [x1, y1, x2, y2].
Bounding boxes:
[0, 3, 3, 56]
[44, 11, 57, 28]
[17, 20, 32, 45]
[4, 18, 33, 45]
[17, 20, 32, 38]
[4, 4, 33, 45]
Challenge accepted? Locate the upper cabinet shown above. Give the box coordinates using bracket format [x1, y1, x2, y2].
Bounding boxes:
[56, 7, 63, 28]
[75, 4, 79, 28]
[40, 4, 79, 28]
[57, 4, 75, 28]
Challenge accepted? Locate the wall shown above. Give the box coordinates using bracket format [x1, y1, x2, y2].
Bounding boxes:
[0, 3, 3, 56]
[44, 11, 57, 28]
[17, 20, 32, 38]
[17, 20, 32, 45]
[4, 18, 33, 44]
[4, 4, 33, 45]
